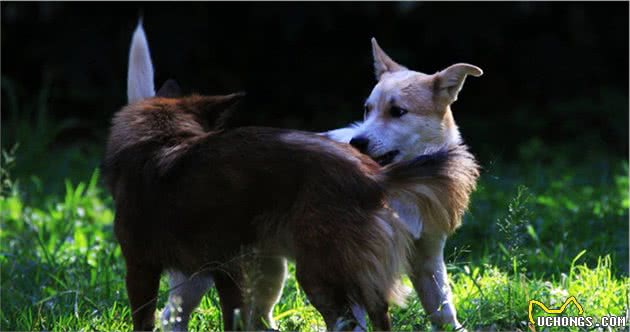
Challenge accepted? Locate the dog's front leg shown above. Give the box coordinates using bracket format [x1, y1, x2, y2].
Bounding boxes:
[162, 270, 214, 331]
[125, 261, 161, 331]
[410, 233, 463, 331]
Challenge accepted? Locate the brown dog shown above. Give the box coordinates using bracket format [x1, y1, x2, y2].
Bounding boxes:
[103, 22, 469, 331]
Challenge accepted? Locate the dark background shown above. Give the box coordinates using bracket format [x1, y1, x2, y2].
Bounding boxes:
[1, 2, 628, 167]
[2, 6, 629, 321]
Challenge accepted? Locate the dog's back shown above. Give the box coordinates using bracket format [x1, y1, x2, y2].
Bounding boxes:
[103, 101, 386, 270]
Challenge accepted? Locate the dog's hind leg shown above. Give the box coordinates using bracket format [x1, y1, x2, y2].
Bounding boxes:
[295, 263, 363, 331]
[366, 302, 392, 331]
[350, 304, 368, 331]
[241, 256, 287, 330]
[162, 270, 214, 331]
[125, 261, 161, 331]
[410, 233, 463, 330]
[214, 270, 245, 331]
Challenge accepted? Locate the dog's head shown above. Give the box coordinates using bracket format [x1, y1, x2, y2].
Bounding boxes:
[125, 21, 244, 134]
[349, 39, 482, 166]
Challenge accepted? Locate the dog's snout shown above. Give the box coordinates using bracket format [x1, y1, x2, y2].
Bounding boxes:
[349, 137, 370, 153]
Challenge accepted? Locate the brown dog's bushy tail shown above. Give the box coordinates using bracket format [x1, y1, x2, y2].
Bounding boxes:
[334, 147, 479, 310]
[377, 145, 480, 237]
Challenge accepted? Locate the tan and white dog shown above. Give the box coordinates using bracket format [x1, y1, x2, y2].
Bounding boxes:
[326, 39, 482, 329]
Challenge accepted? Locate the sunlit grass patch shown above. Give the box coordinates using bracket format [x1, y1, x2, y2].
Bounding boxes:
[450, 255, 628, 331]
[1, 145, 628, 330]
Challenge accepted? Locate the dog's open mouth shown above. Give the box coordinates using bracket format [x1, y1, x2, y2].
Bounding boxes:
[374, 150, 399, 166]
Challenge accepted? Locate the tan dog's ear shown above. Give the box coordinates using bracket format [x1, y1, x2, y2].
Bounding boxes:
[434, 63, 483, 104]
[372, 38, 406, 80]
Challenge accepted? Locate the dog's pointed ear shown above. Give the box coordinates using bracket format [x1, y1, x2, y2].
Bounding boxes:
[434, 63, 483, 104]
[207, 92, 245, 129]
[372, 38, 406, 80]
[211, 92, 246, 112]
[156, 79, 182, 98]
[183, 92, 246, 129]
[127, 19, 156, 103]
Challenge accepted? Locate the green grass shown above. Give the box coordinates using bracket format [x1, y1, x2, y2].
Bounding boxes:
[1, 80, 628, 331]
[1, 145, 628, 331]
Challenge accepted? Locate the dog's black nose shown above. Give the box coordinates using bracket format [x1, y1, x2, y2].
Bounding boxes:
[349, 137, 370, 153]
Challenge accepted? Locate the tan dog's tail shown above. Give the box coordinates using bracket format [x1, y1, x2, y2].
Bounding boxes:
[378, 145, 480, 237]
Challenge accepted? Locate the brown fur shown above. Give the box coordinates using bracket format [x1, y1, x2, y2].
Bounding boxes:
[101, 94, 461, 330]
[383, 145, 479, 234]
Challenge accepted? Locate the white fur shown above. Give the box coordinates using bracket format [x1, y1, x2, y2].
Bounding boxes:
[411, 234, 463, 330]
[388, 196, 422, 238]
[320, 123, 360, 143]
[127, 20, 155, 103]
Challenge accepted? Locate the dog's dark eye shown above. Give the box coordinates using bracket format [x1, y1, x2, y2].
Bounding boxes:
[389, 106, 408, 118]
